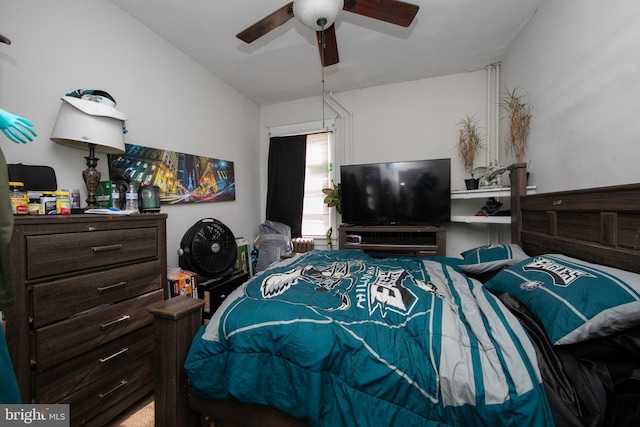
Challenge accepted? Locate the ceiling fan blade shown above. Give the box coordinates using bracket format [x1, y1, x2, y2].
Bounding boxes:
[344, 0, 419, 27]
[316, 25, 339, 67]
[236, 2, 295, 43]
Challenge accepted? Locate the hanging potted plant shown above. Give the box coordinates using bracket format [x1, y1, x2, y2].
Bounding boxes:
[322, 181, 341, 214]
[501, 86, 532, 164]
[457, 115, 484, 190]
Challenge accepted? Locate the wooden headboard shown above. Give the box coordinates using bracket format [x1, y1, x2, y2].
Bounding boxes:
[509, 163, 640, 274]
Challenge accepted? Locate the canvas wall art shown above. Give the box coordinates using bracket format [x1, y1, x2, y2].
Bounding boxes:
[108, 143, 235, 204]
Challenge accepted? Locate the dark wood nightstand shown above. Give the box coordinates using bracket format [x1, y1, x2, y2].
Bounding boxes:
[197, 271, 250, 321]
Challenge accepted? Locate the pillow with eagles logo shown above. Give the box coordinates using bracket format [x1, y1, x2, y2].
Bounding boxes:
[484, 254, 640, 345]
[458, 244, 528, 274]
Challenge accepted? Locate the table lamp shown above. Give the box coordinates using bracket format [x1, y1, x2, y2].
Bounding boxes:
[50, 90, 127, 209]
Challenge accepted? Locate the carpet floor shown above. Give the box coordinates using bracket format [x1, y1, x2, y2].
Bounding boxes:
[104, 393, 154, 426]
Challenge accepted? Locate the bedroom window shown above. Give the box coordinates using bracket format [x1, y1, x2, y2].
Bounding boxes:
[302, 132, 332, 237]
[266, 120, 336, 240]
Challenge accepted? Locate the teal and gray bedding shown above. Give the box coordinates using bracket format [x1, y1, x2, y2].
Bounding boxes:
[185, 250, 555, 426]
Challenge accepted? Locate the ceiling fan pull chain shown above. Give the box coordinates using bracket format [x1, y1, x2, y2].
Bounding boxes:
[320, 22, 326, 128]
[322, 70, 326, 128]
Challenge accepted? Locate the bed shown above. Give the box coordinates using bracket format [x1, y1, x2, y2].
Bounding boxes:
[149, 163, 640, 426]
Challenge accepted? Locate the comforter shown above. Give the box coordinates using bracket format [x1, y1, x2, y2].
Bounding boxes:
[185, 250, 554, 427]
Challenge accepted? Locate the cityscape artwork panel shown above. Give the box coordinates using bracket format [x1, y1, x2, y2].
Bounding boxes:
[108, 143, 235, 204]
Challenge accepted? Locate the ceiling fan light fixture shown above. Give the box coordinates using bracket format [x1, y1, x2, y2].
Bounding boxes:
[293, 0, 343, 31]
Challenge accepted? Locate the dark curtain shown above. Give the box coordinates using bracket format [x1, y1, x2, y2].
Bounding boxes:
[266, 135, 307, 238]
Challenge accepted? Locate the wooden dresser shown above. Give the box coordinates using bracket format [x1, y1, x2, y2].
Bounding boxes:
[4, 213, 167, 426]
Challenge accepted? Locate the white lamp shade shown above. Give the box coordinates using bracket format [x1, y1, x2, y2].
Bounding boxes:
[50, 100, 126, 154]
[293, 0, 343, 31]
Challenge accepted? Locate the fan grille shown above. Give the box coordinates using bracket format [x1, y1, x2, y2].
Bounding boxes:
[179, 218, 237, 277]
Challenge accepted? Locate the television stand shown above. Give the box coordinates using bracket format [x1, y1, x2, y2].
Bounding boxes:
[338, 225, 446, 258]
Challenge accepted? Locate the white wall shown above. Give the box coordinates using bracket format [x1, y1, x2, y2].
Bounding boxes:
[500, 0, 640, 192]
[260, 70, 499, 257]
[0, 0, 260, 267]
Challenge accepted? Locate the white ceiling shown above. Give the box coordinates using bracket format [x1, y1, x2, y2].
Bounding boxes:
[109, 0, 542, 106]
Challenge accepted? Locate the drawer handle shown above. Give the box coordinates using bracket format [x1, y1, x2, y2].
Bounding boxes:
[100, 315, 130, 330]
[97, 281, 127, 293]
[99, 347, 129, 363]
[98, 380, 128, 400]
[92, 244, 123, 252]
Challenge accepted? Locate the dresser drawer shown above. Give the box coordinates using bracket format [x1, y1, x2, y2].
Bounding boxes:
[25, 226, 159, 280]
[33, 326, 153, 403]
[30, 260, 163, 328]
[62, 353, 153, 426]
[32, 289, 163, 370]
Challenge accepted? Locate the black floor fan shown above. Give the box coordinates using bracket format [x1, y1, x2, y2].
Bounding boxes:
[178, 218, 237, 278]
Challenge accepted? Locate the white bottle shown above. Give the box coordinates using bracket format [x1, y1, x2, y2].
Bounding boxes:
[111, 182, 121, 209]
[125, 181, 139, 213]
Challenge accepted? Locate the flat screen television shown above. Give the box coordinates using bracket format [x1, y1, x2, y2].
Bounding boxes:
[340, 158, 451, 226]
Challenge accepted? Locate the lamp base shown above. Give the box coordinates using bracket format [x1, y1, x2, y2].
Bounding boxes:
[83, 154, 101, 209]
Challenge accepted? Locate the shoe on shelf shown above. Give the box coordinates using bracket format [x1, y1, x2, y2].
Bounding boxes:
[475, 197, 503, 216]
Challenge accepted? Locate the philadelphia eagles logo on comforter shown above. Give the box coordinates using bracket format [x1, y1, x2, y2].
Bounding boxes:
[256, 258, 441, 317]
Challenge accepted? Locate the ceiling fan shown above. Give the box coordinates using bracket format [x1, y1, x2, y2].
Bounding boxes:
[236, 0, 419, 67]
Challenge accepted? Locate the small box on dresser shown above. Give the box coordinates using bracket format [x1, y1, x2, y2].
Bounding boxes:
[4, 213, 167, 427]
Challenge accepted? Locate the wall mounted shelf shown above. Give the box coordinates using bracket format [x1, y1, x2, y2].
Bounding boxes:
[450, 186, 536, 224]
